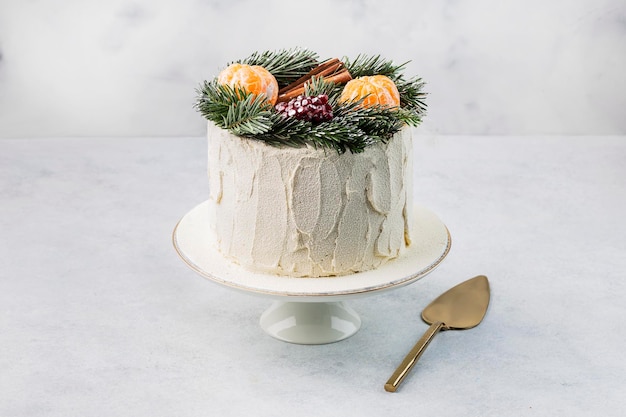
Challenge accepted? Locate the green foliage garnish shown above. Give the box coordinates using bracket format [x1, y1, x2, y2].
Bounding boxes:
[236, 47, 319, 87]
[195, 48, 427, 153]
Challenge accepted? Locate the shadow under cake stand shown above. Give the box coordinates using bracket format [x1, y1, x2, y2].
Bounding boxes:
[173, 201, 451, 345]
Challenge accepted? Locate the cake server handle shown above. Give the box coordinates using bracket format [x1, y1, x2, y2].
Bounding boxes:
[384, 321, 444, 392]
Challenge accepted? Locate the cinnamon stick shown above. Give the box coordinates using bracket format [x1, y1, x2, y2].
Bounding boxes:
[278, 58, 341, 95]
[325, 69, 352, 84]
[277, 69, 353, 102]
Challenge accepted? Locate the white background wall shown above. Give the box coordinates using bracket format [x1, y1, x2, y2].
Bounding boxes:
[0, 0, 624, 138]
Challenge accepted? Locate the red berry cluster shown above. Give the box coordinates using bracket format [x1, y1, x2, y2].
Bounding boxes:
[274, 94, 333, 123]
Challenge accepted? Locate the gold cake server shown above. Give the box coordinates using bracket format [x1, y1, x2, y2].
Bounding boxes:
[385, 275, 490, 392]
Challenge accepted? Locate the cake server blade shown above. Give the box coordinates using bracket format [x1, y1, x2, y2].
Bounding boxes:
[384, 275, 490, 392]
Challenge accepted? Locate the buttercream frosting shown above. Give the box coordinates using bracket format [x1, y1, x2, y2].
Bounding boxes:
[207, 122, 413, 277]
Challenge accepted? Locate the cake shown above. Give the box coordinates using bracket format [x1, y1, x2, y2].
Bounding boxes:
[196, 48, 426, 277]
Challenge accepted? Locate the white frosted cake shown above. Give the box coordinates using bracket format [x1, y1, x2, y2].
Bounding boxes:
[207, 122, 413, 277]
[195, 48, 426, 277]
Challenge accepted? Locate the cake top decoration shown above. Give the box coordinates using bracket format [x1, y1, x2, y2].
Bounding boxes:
[195, 48, 426, 153]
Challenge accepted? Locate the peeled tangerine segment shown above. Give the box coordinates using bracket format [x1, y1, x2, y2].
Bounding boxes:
[339, 75, 400, 109]
[218, 63, 279, 105]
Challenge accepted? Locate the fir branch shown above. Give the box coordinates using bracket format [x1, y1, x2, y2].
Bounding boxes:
[223, 94, 275, 136]
[250, 116, 313, 148]
[310, 121, 371, 153]
[194, 80, 275, 134]
[238, 47, 319, 87]
[343, 54, 406, 78]
[334, 102, 403, 140]
[252, 113, 373, 154]
[396, 76, 427, 115]
[194, 80, 236, 127]
[395, 107, 423, 127]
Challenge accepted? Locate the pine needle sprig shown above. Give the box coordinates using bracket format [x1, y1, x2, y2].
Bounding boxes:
[343, 54, 407, 78]
[310, 121, 372, 153]
[194, 80, 275, 135]
[249, 111, 378, 154]
[334, 102, 403, 141]
[250, 116, 314, 148]
[396, 76, 427, 115]
[194, 80, 234, 126]
[395, 107, 423, 127]
[224, 94, 274, 136]
[237, 48, 319, 87]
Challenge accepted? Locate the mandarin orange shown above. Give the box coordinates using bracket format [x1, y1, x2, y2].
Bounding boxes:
[339, 75, 400, 109]
[217, 63, 279, 105]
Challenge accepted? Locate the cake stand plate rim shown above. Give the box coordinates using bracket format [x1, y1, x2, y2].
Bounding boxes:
[172, 201, 451, 301]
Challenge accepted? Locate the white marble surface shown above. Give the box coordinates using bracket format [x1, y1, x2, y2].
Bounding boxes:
[1, 133, 625, 416]
[1, 0, 625, 137]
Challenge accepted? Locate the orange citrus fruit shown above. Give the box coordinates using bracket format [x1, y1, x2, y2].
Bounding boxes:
[217, 63, 279, 105]
[339, 75, 400, 109]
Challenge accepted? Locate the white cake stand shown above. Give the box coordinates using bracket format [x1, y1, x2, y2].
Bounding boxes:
[172, 201, 451, 345]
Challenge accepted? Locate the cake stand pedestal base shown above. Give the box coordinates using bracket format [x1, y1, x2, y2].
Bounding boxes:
[259, 301, 361, 344]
